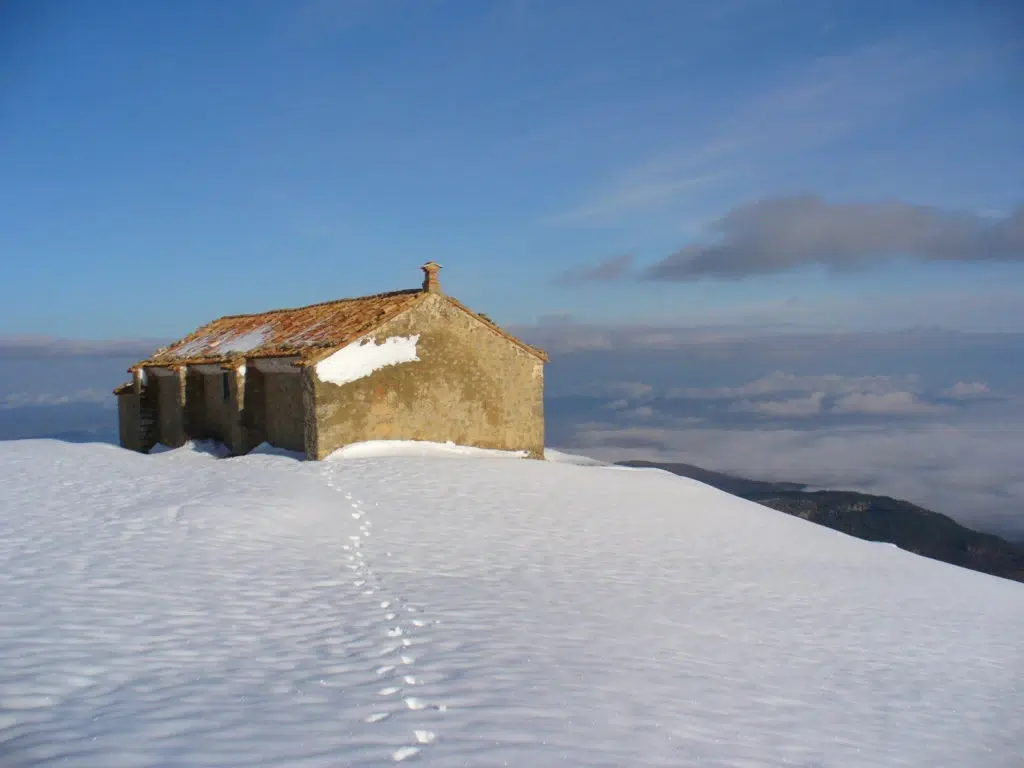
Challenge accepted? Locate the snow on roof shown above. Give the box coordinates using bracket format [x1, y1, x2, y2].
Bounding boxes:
[140, 289, 424, 367]
[5, 439, 1020, 766]
[132, 288, 548, 370]
[315, 335, 421, 387]
[168, 326, 273, 360]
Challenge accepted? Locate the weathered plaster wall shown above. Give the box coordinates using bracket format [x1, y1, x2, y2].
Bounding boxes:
[117, 382, 159, 454]
[263, 370, 306, 451]
[139, 380, 159, 452]
[185, 370, 231, 443]
[241, 368, 267, 451]
[117, 393, 142, 451]
[312, 293, 544, 459]
[154, 369, 187, 448]
[301, 367, 319, 459]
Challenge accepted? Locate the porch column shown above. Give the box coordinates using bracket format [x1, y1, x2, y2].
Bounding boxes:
[163, 366, 189, 447]
[226, 363, 249, 456]
[301, 366, 320, 460]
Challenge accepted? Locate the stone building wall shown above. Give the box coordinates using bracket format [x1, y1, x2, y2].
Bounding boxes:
[310, 293, 545, 459]
[117, 392, 142, 451]
[185, 370, 232, 443]
[116, 379, 159, 453]
[262, 369, 306, 452]
[153, 369, 187, 448]
[116, 293, 545, 460]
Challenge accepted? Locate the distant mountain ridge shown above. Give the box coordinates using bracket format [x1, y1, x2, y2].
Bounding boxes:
[617, 460, 1024, 584]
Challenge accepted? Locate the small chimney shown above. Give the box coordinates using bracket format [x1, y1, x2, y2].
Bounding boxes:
[420, 261, 443, 293]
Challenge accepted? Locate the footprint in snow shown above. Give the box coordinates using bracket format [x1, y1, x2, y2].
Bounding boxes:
[327, 484, 447, 761]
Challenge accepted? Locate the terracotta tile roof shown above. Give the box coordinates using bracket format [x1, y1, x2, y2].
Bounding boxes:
[135, 289, 424, 368]
[129, 289, 548, 369]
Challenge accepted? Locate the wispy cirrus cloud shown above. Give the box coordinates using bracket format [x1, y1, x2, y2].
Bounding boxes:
[547, 29, 1010, 227]
[548, 170, 725, 226]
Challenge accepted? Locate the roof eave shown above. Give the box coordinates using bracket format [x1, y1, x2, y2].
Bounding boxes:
[441, 296, 549, 362]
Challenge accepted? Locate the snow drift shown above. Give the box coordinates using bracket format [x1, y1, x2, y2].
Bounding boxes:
[0, 439, 1021, 767]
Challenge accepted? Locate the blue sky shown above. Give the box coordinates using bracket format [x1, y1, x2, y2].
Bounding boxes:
[2, 0, 1023, 537]
[1, 0, 1021, 338]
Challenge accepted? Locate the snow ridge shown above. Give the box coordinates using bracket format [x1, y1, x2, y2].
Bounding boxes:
[1, 439, 1022, 767]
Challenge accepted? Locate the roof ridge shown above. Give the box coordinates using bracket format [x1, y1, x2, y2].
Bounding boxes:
[123, 287, 549, 370]
[217, 288, 423, 320]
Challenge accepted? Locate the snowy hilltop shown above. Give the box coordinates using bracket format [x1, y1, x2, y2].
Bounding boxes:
[1, 440, 1022, 767]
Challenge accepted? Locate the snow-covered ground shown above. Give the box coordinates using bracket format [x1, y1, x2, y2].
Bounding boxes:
[1, 439, 1022, 767]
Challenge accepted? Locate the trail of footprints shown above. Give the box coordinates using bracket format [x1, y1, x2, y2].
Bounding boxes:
[330, 482, 444, 763]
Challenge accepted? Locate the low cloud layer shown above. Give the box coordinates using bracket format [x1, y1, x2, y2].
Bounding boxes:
[529, 324, 1024, 540]
[667, 372, 955, 418]
[671, 372, 924, 400]
[2, 328, 1021, 541]
[943, 380, 991, 398]
[560, 420, 1024, 541]
[563, 369, 988, 425]
[729, 392, 825, 418]
[1, 390, 112, 410]
[0, 335, 167, 359]
[831, 391, 946, 416]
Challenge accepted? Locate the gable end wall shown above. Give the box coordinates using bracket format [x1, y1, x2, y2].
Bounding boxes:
[311, 293, 544, 459]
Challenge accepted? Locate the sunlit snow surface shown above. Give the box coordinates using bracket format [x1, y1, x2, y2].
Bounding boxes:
[1, 439, 1022, 767]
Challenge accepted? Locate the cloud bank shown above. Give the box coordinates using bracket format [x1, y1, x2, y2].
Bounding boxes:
[0, 335, 167, 359]
[556, 198, 1023, 283]
[524, 322, 1024, 540]
[645, 198, 1024, 281]
[564, 420, 1024, 541]
[554, 254, 635, 286]
[1, 390, 112, 410]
